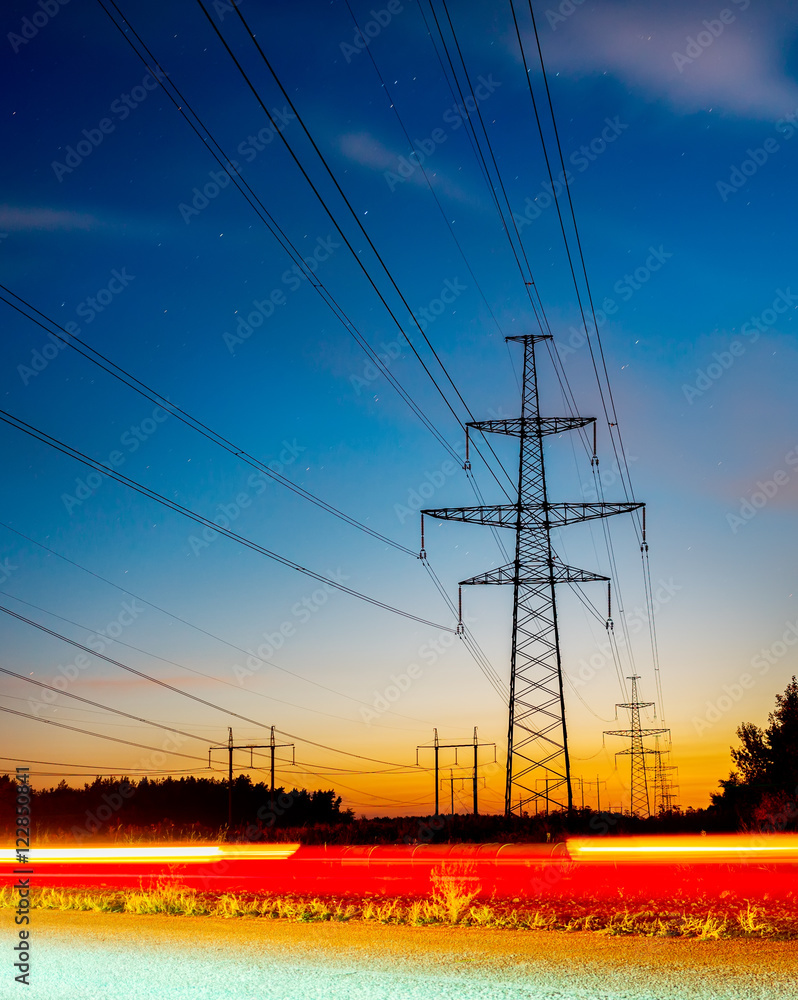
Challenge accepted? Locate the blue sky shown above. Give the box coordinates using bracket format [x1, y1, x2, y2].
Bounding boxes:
[1, 0, 797, 815]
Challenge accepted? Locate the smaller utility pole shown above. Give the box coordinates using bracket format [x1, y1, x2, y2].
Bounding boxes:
[268, 726, 295, 811]
[582, 776, 608, 812]
[417, 729, 496, 816]
[472, 727, 479, 815]
[209, 728, 292, 838]
[534, 778, 552, 816]
[440, 770, 485, 816]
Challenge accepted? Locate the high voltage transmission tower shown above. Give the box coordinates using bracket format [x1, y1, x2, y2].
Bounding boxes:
[604, 675, 669, 817]
[421, 334, 643, 816]
[646, 734, 679, 813]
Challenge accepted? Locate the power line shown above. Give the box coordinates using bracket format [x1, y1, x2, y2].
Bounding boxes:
[0, 589, 436, 731]
[89, 0, 592, 712]
[0, 602, 418, 771]
[194, 0, 516, 501]
[0, 601, 280, 730]
[526, 0, 640, 511]
[0, 407, 453, 633]
[422, 0, 599, 470]
[1, 285, 417, 559]
[92, 0, 462, 467]
[0, 522, 436, 729]
[427, 1, 638, 708]
[504, 1, 661, 707]
[0, 758, 225, 776]
[0, 705, 209, 762]
[0, 664, 209, 743]
[342, 0, 507, 342]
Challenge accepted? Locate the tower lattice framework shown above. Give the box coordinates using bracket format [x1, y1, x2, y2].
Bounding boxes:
[646, 734, 679, 813]
[604, 674, 669, 817]
[422, 334, 643, 816]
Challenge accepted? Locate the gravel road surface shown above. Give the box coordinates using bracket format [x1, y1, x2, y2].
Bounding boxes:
[12, 911, 795, 999]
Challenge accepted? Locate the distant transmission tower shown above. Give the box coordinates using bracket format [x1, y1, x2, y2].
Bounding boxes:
[421, 334, 643, 816]
[604, 675, 669, 817]
[646, 734, 679, 813]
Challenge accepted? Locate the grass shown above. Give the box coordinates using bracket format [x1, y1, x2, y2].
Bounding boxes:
[1, 882, 793, 938]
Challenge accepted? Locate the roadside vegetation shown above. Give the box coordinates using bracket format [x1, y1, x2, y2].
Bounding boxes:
[2, 678, 796, 844]
[2, 880, 795, 939]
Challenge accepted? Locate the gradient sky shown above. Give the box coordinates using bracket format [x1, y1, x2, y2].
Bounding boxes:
[1, 0, 797, 817]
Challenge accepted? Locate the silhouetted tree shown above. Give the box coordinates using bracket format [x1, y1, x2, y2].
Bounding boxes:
[712, 676, 798, 829]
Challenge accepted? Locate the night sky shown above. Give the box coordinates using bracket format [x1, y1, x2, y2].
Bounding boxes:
[1, 0, 797, 815]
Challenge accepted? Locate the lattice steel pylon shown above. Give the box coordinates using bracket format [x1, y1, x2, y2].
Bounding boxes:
[421, 334, 643, 816]
[646, 734, 679, 813]
[604, 675, 669, 817]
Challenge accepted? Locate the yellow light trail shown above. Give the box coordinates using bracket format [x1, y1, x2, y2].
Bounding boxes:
[569, 834, 798, 860]
[0, 845, 299, 864]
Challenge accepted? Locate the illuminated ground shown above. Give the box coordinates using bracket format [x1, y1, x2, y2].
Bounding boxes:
[23, 910, 797, 999]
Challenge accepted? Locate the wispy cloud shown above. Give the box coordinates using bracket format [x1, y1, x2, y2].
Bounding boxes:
[526, 3, 798, 119]
[0, 205, 106, 232]
[338, 131, 474, 203]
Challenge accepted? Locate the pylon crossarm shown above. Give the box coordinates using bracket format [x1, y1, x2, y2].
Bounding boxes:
[460, 562, 609, 586]
[467, 417, 594, 438]
[506, 334, 552, 344]
[605, 728, 668, 738]
[541, 502, 644, 527]
[422, 504, 518, 527]
[423, 501, 643, 529]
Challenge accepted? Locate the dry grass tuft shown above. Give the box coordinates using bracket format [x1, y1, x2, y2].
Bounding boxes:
[1, 883, 793, 938]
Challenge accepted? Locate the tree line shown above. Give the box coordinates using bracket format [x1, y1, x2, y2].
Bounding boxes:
[2, 677, 795, 839]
